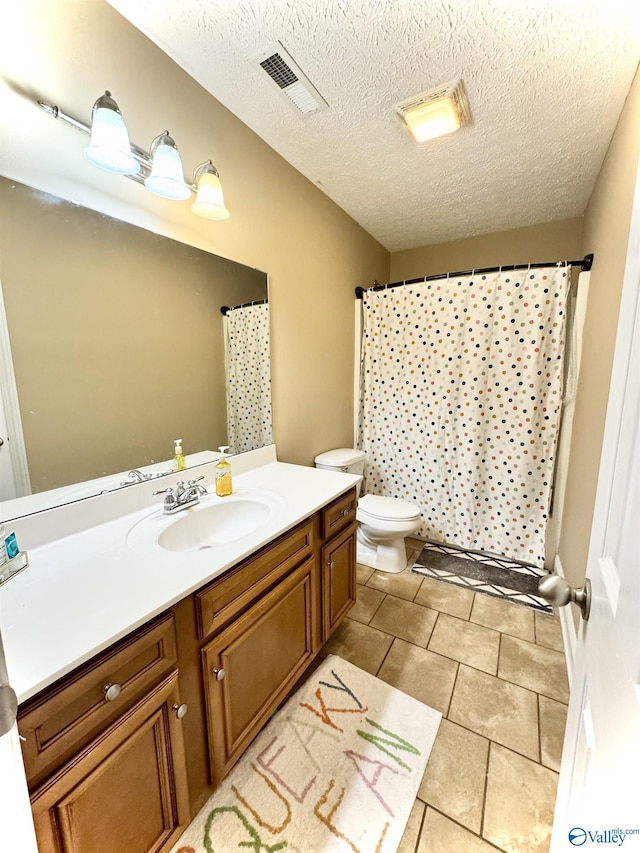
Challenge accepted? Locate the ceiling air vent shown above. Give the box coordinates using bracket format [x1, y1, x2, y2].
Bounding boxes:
[252, 42, 328, 117]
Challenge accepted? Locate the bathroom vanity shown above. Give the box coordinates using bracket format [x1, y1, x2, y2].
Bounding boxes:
[1, 447, 358, 853]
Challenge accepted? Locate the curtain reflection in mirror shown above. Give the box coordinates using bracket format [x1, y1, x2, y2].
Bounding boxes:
[223, 302, 272, 454]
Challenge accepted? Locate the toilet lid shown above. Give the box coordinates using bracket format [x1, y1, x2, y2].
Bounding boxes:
[358, 494, 421, 521]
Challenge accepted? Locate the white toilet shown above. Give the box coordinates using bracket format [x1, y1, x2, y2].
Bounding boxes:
[314, 448, 422, 574]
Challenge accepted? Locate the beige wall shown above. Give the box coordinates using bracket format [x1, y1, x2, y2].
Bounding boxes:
[390, 218, 583, 281]
[0, 0, 389, 476]
[558, 65, 640, 591]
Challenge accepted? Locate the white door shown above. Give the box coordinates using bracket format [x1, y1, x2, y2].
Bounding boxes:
[551, 163, 640, 847]
[0, 397, 18, 501]
[0, 624, 39, 851]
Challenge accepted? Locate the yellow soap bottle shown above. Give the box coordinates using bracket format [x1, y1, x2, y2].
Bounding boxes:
[215, 446, 232, 496]
[173, 439, 187, 472]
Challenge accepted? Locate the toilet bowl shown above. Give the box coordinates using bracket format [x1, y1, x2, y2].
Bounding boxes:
[314, 448, 422, 573]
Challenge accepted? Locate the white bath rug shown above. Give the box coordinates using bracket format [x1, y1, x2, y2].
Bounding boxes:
[171, 654, 441, 853]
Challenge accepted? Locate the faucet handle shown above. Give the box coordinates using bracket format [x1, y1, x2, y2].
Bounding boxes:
[152, 486, 173, 496]
[187, 476, 205, 485]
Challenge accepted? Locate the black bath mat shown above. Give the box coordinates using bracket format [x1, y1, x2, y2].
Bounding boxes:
[411, 540, 552, 613]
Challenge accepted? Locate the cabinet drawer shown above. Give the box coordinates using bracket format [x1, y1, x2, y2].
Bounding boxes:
[18, 612, 177, 789]
[321, 488, 357, 539]
[196, 517, 314, 640]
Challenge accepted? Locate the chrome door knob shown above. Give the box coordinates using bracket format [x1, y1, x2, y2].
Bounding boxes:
[173, 702, 188, 719]
[538, 574, 591, 621]
[103, 683, 122, 702]
[212, 667, 225, 681]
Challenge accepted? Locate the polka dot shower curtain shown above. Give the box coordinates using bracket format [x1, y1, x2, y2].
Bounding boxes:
[223, 302, 273, 455]
[357, 265, 570, 566]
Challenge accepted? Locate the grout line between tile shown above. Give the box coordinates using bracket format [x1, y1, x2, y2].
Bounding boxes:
[412, 800, 428, 853]
[479, 737, 492, 842]
[426, 805, 506, 852]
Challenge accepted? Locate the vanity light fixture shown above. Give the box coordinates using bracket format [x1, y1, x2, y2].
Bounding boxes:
[38, 91, 229, 218]
[84, 91, 140, 175]
[395, 79, 471, 143]
[144, 131, 191, 201]
[191, 161, 230, 220]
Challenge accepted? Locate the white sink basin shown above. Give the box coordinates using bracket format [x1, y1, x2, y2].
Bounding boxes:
[159, 499, 271, 552]
[126, 489, 284, 554]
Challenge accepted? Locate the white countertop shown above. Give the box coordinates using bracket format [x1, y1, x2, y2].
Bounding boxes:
[0, 448, 359, 704]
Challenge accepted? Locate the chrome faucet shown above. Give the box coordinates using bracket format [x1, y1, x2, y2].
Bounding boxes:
[153, 477, 208, 514]
[125, 469, 152, 484]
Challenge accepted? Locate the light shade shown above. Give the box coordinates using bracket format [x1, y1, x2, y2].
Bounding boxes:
[396, 80, 470, 143]
[144, 132, 191, 200]
[191, 163, 230, 220]
[84, 91, 139, 175]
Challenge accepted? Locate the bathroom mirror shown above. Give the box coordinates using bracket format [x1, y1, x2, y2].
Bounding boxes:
[0, 176, 270, 520]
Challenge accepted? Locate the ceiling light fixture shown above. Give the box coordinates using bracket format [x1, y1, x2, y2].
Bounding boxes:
[38, 91, 229, 218]
[395, 79, 471, 143]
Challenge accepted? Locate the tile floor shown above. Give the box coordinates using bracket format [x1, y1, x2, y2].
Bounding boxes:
[318, 539, 569, 853]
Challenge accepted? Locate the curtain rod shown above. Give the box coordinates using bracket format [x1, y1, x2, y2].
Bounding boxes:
[221, 298, 268, 315]
[355, 254, 594, 299]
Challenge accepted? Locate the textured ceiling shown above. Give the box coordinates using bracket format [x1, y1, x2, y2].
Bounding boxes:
[108, 0, 639, 252]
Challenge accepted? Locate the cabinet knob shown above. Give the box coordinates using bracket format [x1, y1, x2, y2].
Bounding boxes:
[341, 509, 349, 516]
[173, 702, 188, 719]
[212, 667, 225, 681]
[103, 683, 122, 702]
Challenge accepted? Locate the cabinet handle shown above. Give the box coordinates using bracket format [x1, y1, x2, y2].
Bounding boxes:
[103, 683, 122, 702]
[173, 702, 188, 719]
[212, 667, 225, 681]
[328, 560, 334, 569]
[341, 509, 349, 516]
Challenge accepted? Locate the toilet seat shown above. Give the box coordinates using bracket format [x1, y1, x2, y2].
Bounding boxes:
[358, 494, 421, 522]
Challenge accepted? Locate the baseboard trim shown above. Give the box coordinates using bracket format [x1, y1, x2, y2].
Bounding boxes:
[553, 554, 577, 685]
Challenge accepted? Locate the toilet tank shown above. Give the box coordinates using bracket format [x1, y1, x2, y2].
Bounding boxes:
[314, 448, 365, 478]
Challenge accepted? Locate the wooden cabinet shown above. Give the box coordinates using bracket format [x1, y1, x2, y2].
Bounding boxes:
[321, 522, 357, 640]
[19, 487, 358, 847]
[201, 556, 317, 783]
[29, 671, 190, 853]
[19, 616, 190, 853]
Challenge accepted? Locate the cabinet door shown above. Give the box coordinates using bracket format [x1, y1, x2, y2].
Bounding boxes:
[321, 523, 357, 640]
[202, 556, 317, 784]
[30, 671, 190, 853]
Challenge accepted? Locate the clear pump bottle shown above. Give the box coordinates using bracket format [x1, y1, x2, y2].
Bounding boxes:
[215, 446, 233, 496]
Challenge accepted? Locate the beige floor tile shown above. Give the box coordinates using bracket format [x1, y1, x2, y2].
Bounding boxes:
[470, 594, 535, 641]
[498, 635, 569, 703]
[418, 719, 489, 834]
[428, 613, 500, 675]
[483, 744, 559, 853]
[417, 807, 498, 853]
[370, 596, 438, 647]
[319, 618, 393, 675]
[414, 577, 475, 619]
[356, 563, 375, 585]
[377, 638, 458, 715]
[366, 567, 424, 601]
[448, 665, 539, 760]
[349, 584, 385, 624]
[534, 611, 564, 651]
[539, 695, 568, 771]
[396, 799, 426, 853]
